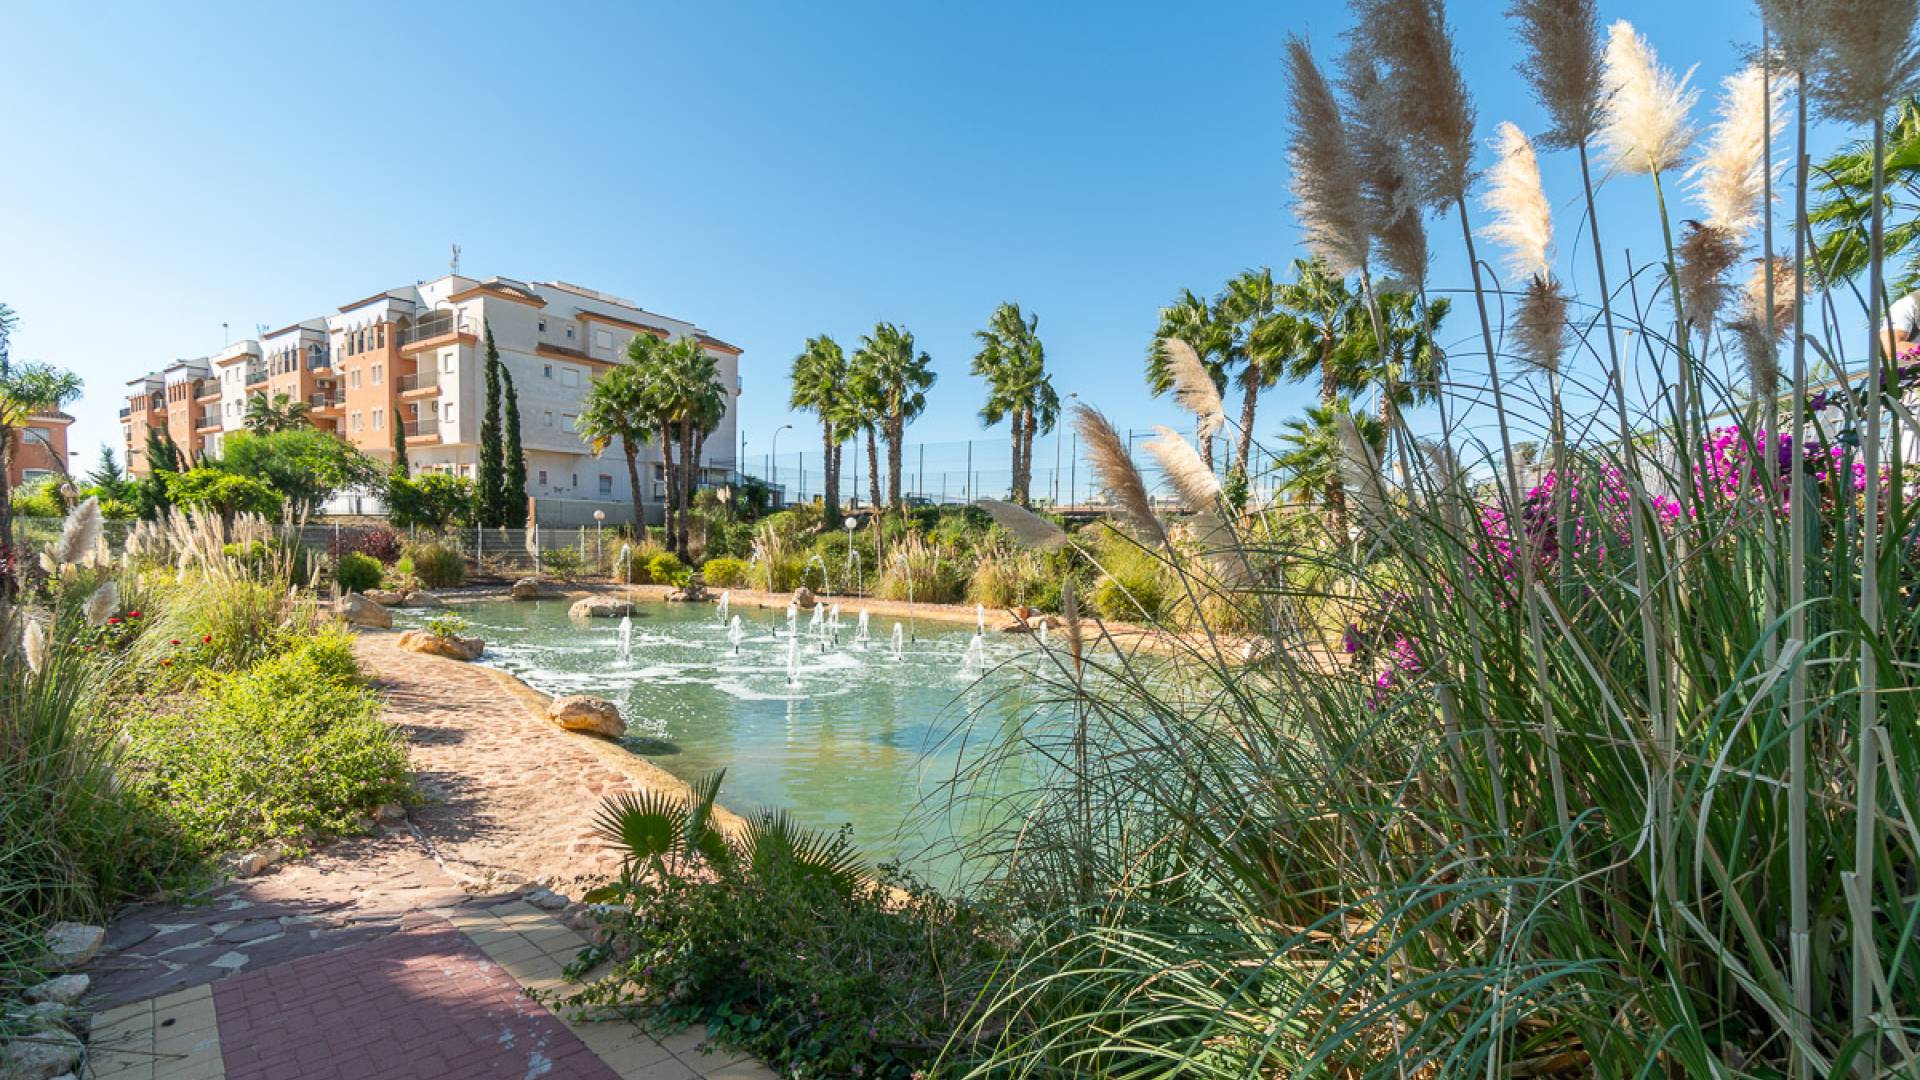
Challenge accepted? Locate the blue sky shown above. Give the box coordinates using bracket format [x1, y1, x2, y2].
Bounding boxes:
[2, 0, 1847, 478]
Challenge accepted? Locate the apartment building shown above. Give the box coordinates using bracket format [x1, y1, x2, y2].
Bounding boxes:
[120, 274, 743, 523]
[7, 411, 72, 489]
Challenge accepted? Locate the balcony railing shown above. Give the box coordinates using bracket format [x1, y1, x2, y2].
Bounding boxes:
[196, 411, 222, 429]
[307, 392, 342, 410]
[306, 348, 333, 371]
[400, 313, 473, 346]
[398, 370, 440, 393]
[245, 365, 267, 385]
[404, 416, 440, 438]
[118, 407, 131, 418]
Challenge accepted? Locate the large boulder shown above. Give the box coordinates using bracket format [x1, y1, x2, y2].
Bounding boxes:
[362, 588, 408, 606]
[510, 577, 552, 601]
[0, 1025, 81, 1080]
[791, 586, 816, 610]
[336, 594, 393, 629]
[547, 695, 626, 738]
[401, 590, 446, 609]
[396, 629, 485, 662]
[41, 924, 102, 972]
[569, 596, 629, 621]
[22, 975, 87, 1006]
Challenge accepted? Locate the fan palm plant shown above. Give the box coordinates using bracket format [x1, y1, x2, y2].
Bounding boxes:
[1216, 268, 1294, 481]
[790, 335, 851, 525]
[1270, 258, 1371, 528]
[242, 392, 312, 434]
[971, 303, 1059, 506]
[851, 323, 936, 511]
[577, 361, 656, 530]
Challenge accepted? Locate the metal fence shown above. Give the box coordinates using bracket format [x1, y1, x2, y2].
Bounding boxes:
[733, 429, 1294, 512]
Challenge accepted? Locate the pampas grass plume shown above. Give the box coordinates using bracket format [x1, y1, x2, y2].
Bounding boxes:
[1074, 403, 1165, 544]
[1285, 35, 1371, 275]
[1811, 0, 1920, 124]
[1159, 338, 1225, 437]
[1144, 426, 1222, 513]
[1691, 65, 1784, 236]
[977, 498, 1067, 550]
[1336, 413, 1386, 521]
[85, 579, 118, 626]
[1598, 20, 1699, 174]
[1484, 121, 1554, 280]
[53, 496, 102, 568]
[1350, 0, 1477, 207]
[1509, 0, 1603, 149]
[21, 619, 45, 674]
[1514, 276, 1570, 374]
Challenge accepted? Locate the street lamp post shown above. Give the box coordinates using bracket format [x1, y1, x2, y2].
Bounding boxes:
[770, 423, 793, 507]
[1054, 392, 1077, 506]
[593, 509, 605, 568]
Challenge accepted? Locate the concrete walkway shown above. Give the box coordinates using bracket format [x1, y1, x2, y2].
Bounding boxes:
[77, 631, 776, 1079]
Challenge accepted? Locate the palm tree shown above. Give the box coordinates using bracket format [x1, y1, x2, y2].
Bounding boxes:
[1216, 268, 1296, 481]
[243, 392, 312, 433]
[1270, 258, 1370, 522]
[790, 335, 850, 525]
[578, 361, 654, 530]
[636, 335, 726, 558]
[851, 323, 935, 511]
[1147, 289, 1232, 468]
[1811, 95, 1920, 294]
[0, 310, 83, 581]
[1347, 292, 1451, 427]
[971, 303, 1059, 506]
[1272, 401, 1384, 515]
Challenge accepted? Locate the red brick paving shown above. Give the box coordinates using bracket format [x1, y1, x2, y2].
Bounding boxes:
[210, 920, 618, 1080]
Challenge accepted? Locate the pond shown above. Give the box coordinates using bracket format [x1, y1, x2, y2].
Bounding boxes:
[398, 596, 1058, 874]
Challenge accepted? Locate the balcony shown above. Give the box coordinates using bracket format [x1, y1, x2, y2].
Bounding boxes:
[308, 392, 344, 416]
[403, 415, 442, 445]
[118, 406, 131, 418]
[195, 387, 222, 405]
[195, 410, 222, 433]
[399, 313, 475, 352]
[398, 370, 441, 398]
[245, 365, 267, 387]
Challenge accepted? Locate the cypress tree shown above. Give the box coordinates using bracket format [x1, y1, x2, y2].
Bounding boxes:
[390, 409, 409, 479]
[477, 322, 505, 526]
[501, 365, 528, 526]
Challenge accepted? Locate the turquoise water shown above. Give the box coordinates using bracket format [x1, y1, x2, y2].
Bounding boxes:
[398, 597, 1052, 870]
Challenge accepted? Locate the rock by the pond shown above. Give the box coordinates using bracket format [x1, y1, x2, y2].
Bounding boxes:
[41, 924, 102, 971]
[401, 590, 446, 608]
[666, 575, 711, 603]
[0, 1026, 81, 1080]
[22, 976, 86, 1007]
[511, 577, 552, 600]
[375, 802, 407, 824]
[335, 594, 393, 629]
[396, 629, 485, 662]
[362, 588, 408, 606]
[569, 595, 628, 620]
[220, 842, 284, 879]
[547, 695, 626, 738]
[791, 586, 817, 610]
[525, 887, 569, 911]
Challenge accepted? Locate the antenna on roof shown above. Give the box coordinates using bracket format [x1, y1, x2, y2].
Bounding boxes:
[450, 243, 462, 275]
[255, 324, 268, 339]
[222, 322, 229, 345]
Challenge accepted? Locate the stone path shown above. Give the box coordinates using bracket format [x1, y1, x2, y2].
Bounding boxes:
[73, 630, 777, 1079]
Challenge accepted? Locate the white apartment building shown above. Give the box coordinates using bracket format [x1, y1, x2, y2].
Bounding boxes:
[121, 273, 744, 524]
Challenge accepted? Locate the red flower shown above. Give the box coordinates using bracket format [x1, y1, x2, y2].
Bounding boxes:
[128, 611, 142, 619]
[202, 635, 213, 644]
[107, 617, 122, 625]
[169, 639, 182, 646]
[161, 658, 172, 667]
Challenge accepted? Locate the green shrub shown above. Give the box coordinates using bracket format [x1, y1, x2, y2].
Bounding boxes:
[541, 545, 585, 582]
[424, 612, 470, 639]
[335, 551, 382, 593]
[129, 578, 290, 683]
[701, 556, 750, 588]
[874, 540, 965, 605]
[221, 538, 316, 586]
[9, 477, 68, 518]
[646, 551, 685, 587]
[1089, 544, 1169, 622]
[404, 543, 465, 589]
[122, 626, 407, 852]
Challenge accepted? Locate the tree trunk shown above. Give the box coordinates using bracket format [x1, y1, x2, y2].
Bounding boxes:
[658, 428, 677, 555]
[1319, 347, 1348, 535]
[886, 418, 904, 511]
[0, 431, 15, 592]
[623, 443, 645, 539]
[1235, 366, 1261, 477]
[1020, 409, 1037, 505]
[821, 425, 841, 526]
[866, 428, 882, 510]
[1009, 410, 1025, 505]
[684, 427, 704, 557]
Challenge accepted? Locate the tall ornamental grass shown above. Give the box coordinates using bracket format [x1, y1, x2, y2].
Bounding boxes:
[935, 2, 1920, 1075]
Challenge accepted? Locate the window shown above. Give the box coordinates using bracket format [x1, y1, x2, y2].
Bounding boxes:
[373, 408, 385, 431]
[561, 413, 577, 432]
[444, 403, 456, 422]
[538, 318, 547, 332]
[349, 369, 361, 389]
[442, 352, 456, 372]
[594, 329, 613, 351]
[565, 327, 574, 339]
[372, 363, 384, 386]
[543, 364, 553, 379]
[538, 469, 549, 486]
[560, 368, 579, 388]
[599, 474, 613, 496]
[543, 410, 554, 428]
[350, 411, 363, 432]
[570, 473, 578, 488]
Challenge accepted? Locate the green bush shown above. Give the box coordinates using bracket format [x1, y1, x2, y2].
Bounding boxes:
[122, 626, 407, 852]
[646, 551, 685, 586]
[335, 551, 382, 593]
[700, 556, 750, 589]
[541, 545, 585, 582]
[1089, 541, 1169, 623]
[221, 538, 316, 586]
[130, 578, 290, 683]
[9, 477, 68, 518]
[403, 543, 465, 589]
